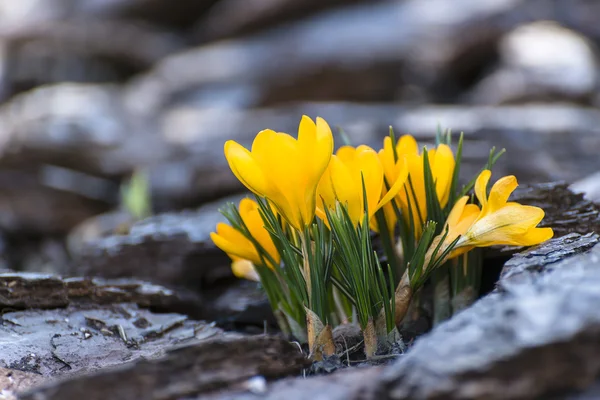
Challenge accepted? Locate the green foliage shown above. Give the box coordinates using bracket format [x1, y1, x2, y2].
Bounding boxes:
[120, 169, 152, 220]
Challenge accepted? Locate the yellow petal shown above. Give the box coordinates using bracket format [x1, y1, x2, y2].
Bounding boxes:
[355, 146, 384, 219]
[316, 158, 338, 211]
[224, 141, 271, 197]
[210, 224, 259, 264]
[376, 157, 408, 211]
[231, 259, 260, 281]
[331, 155, 363, 223]
[239, 198, 280, 265]
[446, 196, 469, 229]
[515, 227, 554, 246]
[431, 144, 455, 207]
[487, 175, 518, 213]
[396, 135, 418, 156]
[464, 204, 546, 246]
[474, 169, 492, 211]
[455, 204, 480, 234]
[379, 137, 396, 182]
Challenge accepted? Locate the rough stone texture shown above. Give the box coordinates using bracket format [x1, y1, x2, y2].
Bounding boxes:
[154, 103, 600, 201]
[19, 335, 310, 400]
[467, 21, 598, 104]
[0, 272, 203, 317]
[200, 366, 382, 400]
[499, 233, 599, 284]
[511, 182, 600, 237]
[0, 367, 44, 400]
[125, 0, 527, 113]
[195, 0, 369, 41]
[202, 279, 275, 329]
[0, 83, 165, 177]
[0, 20, 184, 101]
[73, 194, 245, 290]
[571, 171, 600, 204]
[0, 303, 229, 378]
[378, 235, 600, 400]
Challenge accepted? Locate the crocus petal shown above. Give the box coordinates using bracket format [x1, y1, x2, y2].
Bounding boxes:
[355, 146, 384, 218]
[396, 135, 418, 156]
[474, 169, 492, 212]
[464, 204, 546, 246]
[455, 204, 480, 234]
[446, 196, 470, 228]
[515, 227, 554, 246]
[224, 141, 271, 197]
[231, 259, 260, 281]
[379, 137, 396, 182]
[431, 144, 455, 207]
[376, 158, 408, 211]
[211, 224, 259, 264]
[487, 175, 518, 213]
[239, 198, 280, 265]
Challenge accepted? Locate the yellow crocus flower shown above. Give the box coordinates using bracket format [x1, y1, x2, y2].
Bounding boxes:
[231, 259, 260, 282]
[427, 170, 554, 267]
[316, 145, 408, 228]
[224, 116, 333, 231]
[456, 170, 554, 248]
[378, 135, 455, 238]
[210, 198, 280, 280]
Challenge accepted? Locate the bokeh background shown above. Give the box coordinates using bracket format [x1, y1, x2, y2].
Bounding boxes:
[0, 0, 599, 276]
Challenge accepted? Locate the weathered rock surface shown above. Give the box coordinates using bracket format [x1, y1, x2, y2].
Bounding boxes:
[19, 334, 310, 400]
[512, 182, 600, 237]
[200, 365, 382, 400]
[0, 303, 229, 379]
[378, 234, 600, 400]
[0, 272, 203, 317]
[154, 103, 600, 201]
[0, 20, 184, 101]
[125, 0, 526, 113]
[467, 22, 598, 105]
[0, 83, 164, 177]
[195, 0, 369, 41]
[571, 171, 600, 204]
[0, 367, 44, 399]
[73, 194, 244, 289]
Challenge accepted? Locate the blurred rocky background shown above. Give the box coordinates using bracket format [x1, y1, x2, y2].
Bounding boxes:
[0, 0, 599, 294]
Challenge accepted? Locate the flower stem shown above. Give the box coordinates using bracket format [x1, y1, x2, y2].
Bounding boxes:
[393, 271, 413, 326]
[432, 268, 451, 325]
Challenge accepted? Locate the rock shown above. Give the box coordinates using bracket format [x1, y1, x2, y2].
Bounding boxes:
[0, 83, 166, 234]
[0, 272, 203, 317]
[0, 83, 165, 176]
[0, 0, 71, 28]
[511, 182, 600, 237]
[467, 22, 598, 105]
[0, 20, 184, 101]
[195, 0, 369, 41]
[153, 103, 600, 201]
[0, 367, 44, 399]
[0, 168, 112, 235]
[85, 0, 219, 28]
[0, 303, 229, 379]
[200, 365, 382, 400]
[499, 232, 599, 284]
[19, 335, 310, 399]
[202, 279, 274, 330]
[571, 171, 600, 204]
[378, 235, 600, 400]
[124, 0, 526, 113]
[73, 193, 246, 290]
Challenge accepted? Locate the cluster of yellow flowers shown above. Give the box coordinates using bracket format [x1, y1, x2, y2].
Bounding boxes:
[211, 115, 553, 358]
[213, 115, 551, 276]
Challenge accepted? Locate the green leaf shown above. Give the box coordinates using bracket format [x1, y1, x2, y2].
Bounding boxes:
[120, 169, 152, 220]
